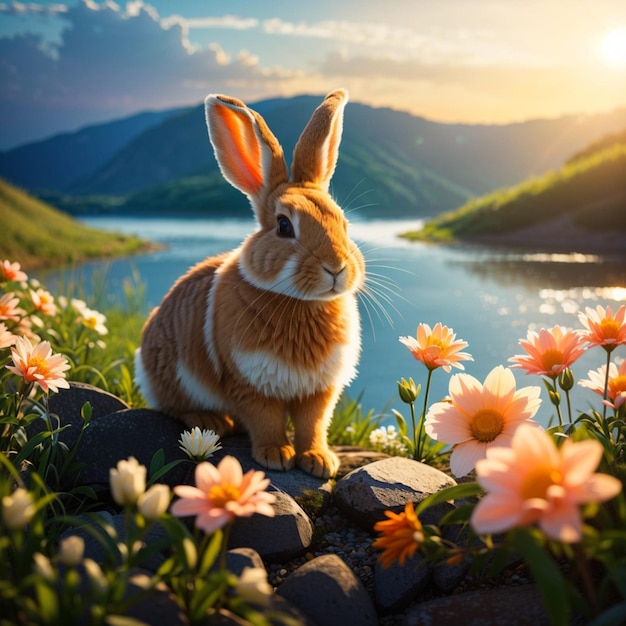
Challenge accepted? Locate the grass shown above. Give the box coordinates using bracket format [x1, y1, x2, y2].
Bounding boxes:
[0, 178, 154, 271]
[403, 143, 626, 242]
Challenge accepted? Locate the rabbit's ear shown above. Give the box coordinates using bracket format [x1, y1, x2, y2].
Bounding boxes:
[205, 95, 288, 208]
[291, 89, 348, 192]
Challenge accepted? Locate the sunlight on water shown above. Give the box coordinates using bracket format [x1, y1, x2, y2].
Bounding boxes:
[522, 252, 602, 264]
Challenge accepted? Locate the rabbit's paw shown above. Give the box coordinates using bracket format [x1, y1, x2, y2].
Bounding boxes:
[297, 448, 340, 479]
[179, 411, 235, 437]
[253, 444, 296, 471]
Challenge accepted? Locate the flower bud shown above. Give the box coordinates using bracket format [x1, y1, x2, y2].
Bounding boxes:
[558, 368, 575, 392]
[109, 457, 146, 506]
[137, 484, 171, 521]
[33, 553, 55, 581]
[397, 377, 419, 404]
[2, 488, 35, 529]
[58, 535, 85, 567]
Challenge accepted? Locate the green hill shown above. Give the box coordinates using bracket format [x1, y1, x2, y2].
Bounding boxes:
[0, 178, 152, 270]
[403, 139, 626, 251]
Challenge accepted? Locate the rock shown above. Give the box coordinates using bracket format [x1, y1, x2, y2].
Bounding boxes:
[230, 491, 314, 562]
[223, 547, 266, 577]
[333, 456, 457, 530]
[403, 583, 559, 626]
[374, 552, 431, 614]
[277, 554, 378, 626]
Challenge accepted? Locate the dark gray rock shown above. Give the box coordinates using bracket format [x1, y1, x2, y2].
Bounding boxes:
[230, 491, 314, 562]
[223, 547, 266, 577]
[374, 552, 431, 614]
[277, 554, 378, 626]
[333, 456, 457, 530]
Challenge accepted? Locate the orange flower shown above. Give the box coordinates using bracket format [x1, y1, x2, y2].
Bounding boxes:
[6, 336, 70, 393]
[373, 502, 423, 568]
[0, 292, 24, 322]
[0, 322, 17, 349]
[171, 456, 276, 534]
[579, 361, 626, 410]
[1, 260, 27, 283]
[425, 365, 542, 477]
[30, 288, 57, 316]
[509, 325, 586, 378]
[399, 322, 473, 372]
[471, 424, 622, 543]
[578, 304, 626, 351]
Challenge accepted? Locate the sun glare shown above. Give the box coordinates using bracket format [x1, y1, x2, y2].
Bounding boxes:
[599, 28, 626, 67]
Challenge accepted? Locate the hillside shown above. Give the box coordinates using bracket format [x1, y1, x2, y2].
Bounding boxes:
[0, 179, 152, 270]
[403, 139, 626, 253]
[2, 95, 626, 219]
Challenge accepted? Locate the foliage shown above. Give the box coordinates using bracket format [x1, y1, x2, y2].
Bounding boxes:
[0, 179, 151, 271]
[327, 391, 385, 448]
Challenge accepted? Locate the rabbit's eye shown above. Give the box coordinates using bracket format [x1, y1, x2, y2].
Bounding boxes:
[277, 216, 295, 238]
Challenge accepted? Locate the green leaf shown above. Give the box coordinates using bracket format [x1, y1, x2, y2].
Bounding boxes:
[415, 482, 483, 516]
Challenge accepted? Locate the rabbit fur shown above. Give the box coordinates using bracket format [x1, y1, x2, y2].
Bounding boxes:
[134, 89, 364, 478]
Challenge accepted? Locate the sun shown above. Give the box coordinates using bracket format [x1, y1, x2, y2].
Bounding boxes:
[599, 28, 626, 67]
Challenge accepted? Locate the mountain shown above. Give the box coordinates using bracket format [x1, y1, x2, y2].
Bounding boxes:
[2, 95, 626, 218]
[403, 132, 626, 252]
[0, 108, 185, 192]
[0, 178, 151, 270]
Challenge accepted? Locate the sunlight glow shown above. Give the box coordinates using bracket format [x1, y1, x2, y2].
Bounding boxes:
[599, 28, 626, 67]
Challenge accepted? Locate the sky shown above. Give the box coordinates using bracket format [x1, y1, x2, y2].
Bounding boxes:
[1, 0, 626, 150]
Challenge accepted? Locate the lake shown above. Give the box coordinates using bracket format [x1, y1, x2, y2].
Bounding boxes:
[38, 216, 626, 428]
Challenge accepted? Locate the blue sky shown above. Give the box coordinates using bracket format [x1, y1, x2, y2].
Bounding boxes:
[1, 0, 625, 149]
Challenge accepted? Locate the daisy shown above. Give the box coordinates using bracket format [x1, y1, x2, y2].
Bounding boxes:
[30, 288, 57, 316]
[399, 322, 473, 372]
[6, 336, 70, 393]
[0, 292, 24, 322]
[579, 360, 626, 410]
[509, 325, 586, 378]
[578, 304, 626, 351]
[171, 456, 276, 534]
[1, 260, 28, 283]
[373, 502, 423, 568]
[471, 423, 622, 543]
[78, 307, 108, 335]
[425, 365, 542, 477]
[0, 322, 17, 349]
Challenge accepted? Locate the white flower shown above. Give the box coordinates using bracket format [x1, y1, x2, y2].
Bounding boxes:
[2, 488, 35, 529]
[235, 567, 273, 607]
[178, 427, 222, 461]
[369, 426, 388, 447]
[137, 484, 171, 520]
[78, 307, 108, 335]
[109, 457, 146, 506]
[58, 536, 85, 567]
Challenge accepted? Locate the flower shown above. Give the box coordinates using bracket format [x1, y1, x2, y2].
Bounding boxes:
[171, 456, 276, 534]
[2, 488, 35, 530]
[425, 365, 542, 477]
[30, 288, 57, 316]
[6, 336, 71, 393]
[235, 567, 274, 607]
[0, 292, 24, 322]
[372, 502, 424, 568]
[137, 484, 171, 520]
[399, 322, 473, 372]
[471, 423, 622, 543]
[178, 427, 222, 461]
[110, 457, 147, 506]
[578, 304, 626, 351]
[1, 260, 27, 283]
[78, 307, 108, 335]
[0, 322, 16, 348]
[579, 360, 626, 410]
[58, 536, 85, 567]
[509, 325, 586, 378]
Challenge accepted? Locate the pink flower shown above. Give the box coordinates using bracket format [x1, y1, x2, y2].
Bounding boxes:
[509, 326, 586, 378]
[171, 456, 276, 534]
[425, 365, 542, 477]
[6, 336, 70, 393]
[578, 304, 626, 351]
[399, 322, 473, 372]
[0, 322, 17, 349]
[30, 288, 57, 316]
[0, 292, 24, 322]
[1, 260, 27, 283]
[471, 424, 622, 543]
[579, 361, 626, 410]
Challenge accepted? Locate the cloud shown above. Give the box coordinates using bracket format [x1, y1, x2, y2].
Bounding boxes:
[0, 2, 68, 15]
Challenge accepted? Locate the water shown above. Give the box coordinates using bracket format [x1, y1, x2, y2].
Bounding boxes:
[37, 216, 626, 428]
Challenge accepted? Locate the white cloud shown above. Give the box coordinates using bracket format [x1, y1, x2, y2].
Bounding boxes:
[0, 2, 68, 15]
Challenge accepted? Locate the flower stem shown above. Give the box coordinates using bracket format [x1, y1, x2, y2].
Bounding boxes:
[602, 348, 611, 421]
[416, 369, 433, 462]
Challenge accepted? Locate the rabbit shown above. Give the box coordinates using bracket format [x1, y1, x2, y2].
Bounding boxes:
[134, 89, 364, 478]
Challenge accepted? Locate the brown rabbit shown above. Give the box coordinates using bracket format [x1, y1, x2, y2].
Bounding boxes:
[134, 89, 364, 478]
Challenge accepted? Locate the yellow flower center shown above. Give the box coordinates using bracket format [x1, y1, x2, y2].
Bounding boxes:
[599, 318, 620, 340]
[520, 465, 562, 500]
[540, 348, 564, 375]
[208, 483, 241, 507]
[609, 375, 626, 398]
[470, 409, 504, 442]
[27, 356, 50, 377]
